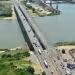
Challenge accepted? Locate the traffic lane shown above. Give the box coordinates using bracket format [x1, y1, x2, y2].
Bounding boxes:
[53, 57, 66, 75]
[46, 47, 66, 75]
[32, 38, 52, 75]
[42, 50, 57, 75]
[28, 29, 53, 75]
[31, 35, 53, 74]
[42, 51, 58, 75]
[34, 47, 51, 75]
[48, 47, 66, 75]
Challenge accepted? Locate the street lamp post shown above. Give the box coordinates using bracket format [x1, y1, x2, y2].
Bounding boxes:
[56, 1, 58, 10]
[50, 0, 52, 7]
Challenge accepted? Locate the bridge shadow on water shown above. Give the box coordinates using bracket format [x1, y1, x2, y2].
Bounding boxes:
[15, 6, 46, 51]
[15, 9, 34, 51]
[19, 7, 46, 50]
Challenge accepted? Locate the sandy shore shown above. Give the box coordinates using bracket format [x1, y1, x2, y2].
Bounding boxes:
[57, 45, 75, 75]
[57, 45, 75, 50]
[57, 45, 75, 63]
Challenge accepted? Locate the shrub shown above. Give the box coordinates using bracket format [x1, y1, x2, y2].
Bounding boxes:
[27, 66, 35, 74]
[42, 71, 46, 75]
[62, 49, 65, 54]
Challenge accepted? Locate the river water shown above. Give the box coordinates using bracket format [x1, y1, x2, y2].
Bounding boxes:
[0, 3, 75, 48]
[0, 19, 25, 49]
[33, 3, 75, 44]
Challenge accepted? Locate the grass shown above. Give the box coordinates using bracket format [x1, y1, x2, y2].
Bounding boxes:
[21, 0, 60, 17]
[14, 59, 32, 68]
[0, 51, 34, 75]
[0, 63, 14, 75]
[0, 62, 32, 75]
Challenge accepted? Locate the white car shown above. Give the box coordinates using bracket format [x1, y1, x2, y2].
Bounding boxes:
[38, 49, 41, 55]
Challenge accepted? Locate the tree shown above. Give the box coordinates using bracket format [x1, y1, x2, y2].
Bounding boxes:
[1, 54, 11, 58]
[62, 49, 65, 54]
[14, 52, 21, 60]
[15, 68, 26, 75]
[42, 71, 46, 75]
[27, 66, 35, 74]
[32, 8, 36, 13]
[23, 51, 30, 57]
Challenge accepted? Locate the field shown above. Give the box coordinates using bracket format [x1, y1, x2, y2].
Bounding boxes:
[0, 51, 34, 75]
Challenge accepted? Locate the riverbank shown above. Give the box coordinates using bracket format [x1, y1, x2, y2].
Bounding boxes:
[57, 45, 75, 50]
[3, 6, 16, 20]
[54, 41, 75, 47]
[0, 5, 16, 20]
[21, 1, 60, 17]
[0, 1, 16, 20]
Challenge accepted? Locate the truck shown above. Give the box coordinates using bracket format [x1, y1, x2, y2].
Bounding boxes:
[38, 49, 41, 55]
[44, 60, 48, 68]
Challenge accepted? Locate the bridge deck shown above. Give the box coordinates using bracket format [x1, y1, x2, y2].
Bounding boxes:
[13, 0, 67, 75]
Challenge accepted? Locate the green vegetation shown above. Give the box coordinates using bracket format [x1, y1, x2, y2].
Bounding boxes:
[47, 11, 60, 16]
[1, 51, 30, 60]
[0, 51, 35, 75]
[25, 5, 46, 17]
[54, 41, 75, 46]
[15, 68, 34, 75]
[34, 11, 45, 17]
[21, 0, 60, 17]
[42, 71, 46, 75]
[27, 66, 35, 74]
[0, 49, 9, 51]
[62, 49, 65, 54]
[0, 1, 12, 17]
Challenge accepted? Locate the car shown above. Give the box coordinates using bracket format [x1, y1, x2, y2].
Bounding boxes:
[28, 29, 31, 32]
[33, 35, 35, 37]
[38, 49, 41, 55]
[51, 72, 53, 74]
[44, 60, 48, 68]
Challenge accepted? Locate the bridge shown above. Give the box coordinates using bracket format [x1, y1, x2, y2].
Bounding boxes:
[13, 0, 66, 75]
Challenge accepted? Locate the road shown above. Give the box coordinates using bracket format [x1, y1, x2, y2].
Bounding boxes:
[13, 0, 67, 75]
[13, 1, 52, 75]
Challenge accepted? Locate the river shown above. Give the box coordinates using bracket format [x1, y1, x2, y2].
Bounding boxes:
[0, 3, 75, 48]
[33, 3, 75, 44]
[0, 19, 25, 49]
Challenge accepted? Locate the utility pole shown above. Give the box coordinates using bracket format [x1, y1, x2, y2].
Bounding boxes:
[43, 0, 46, 3]
[50, 0, 53, 11]
[56, 1, 58, 10]
[50, 0, 52, 7]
